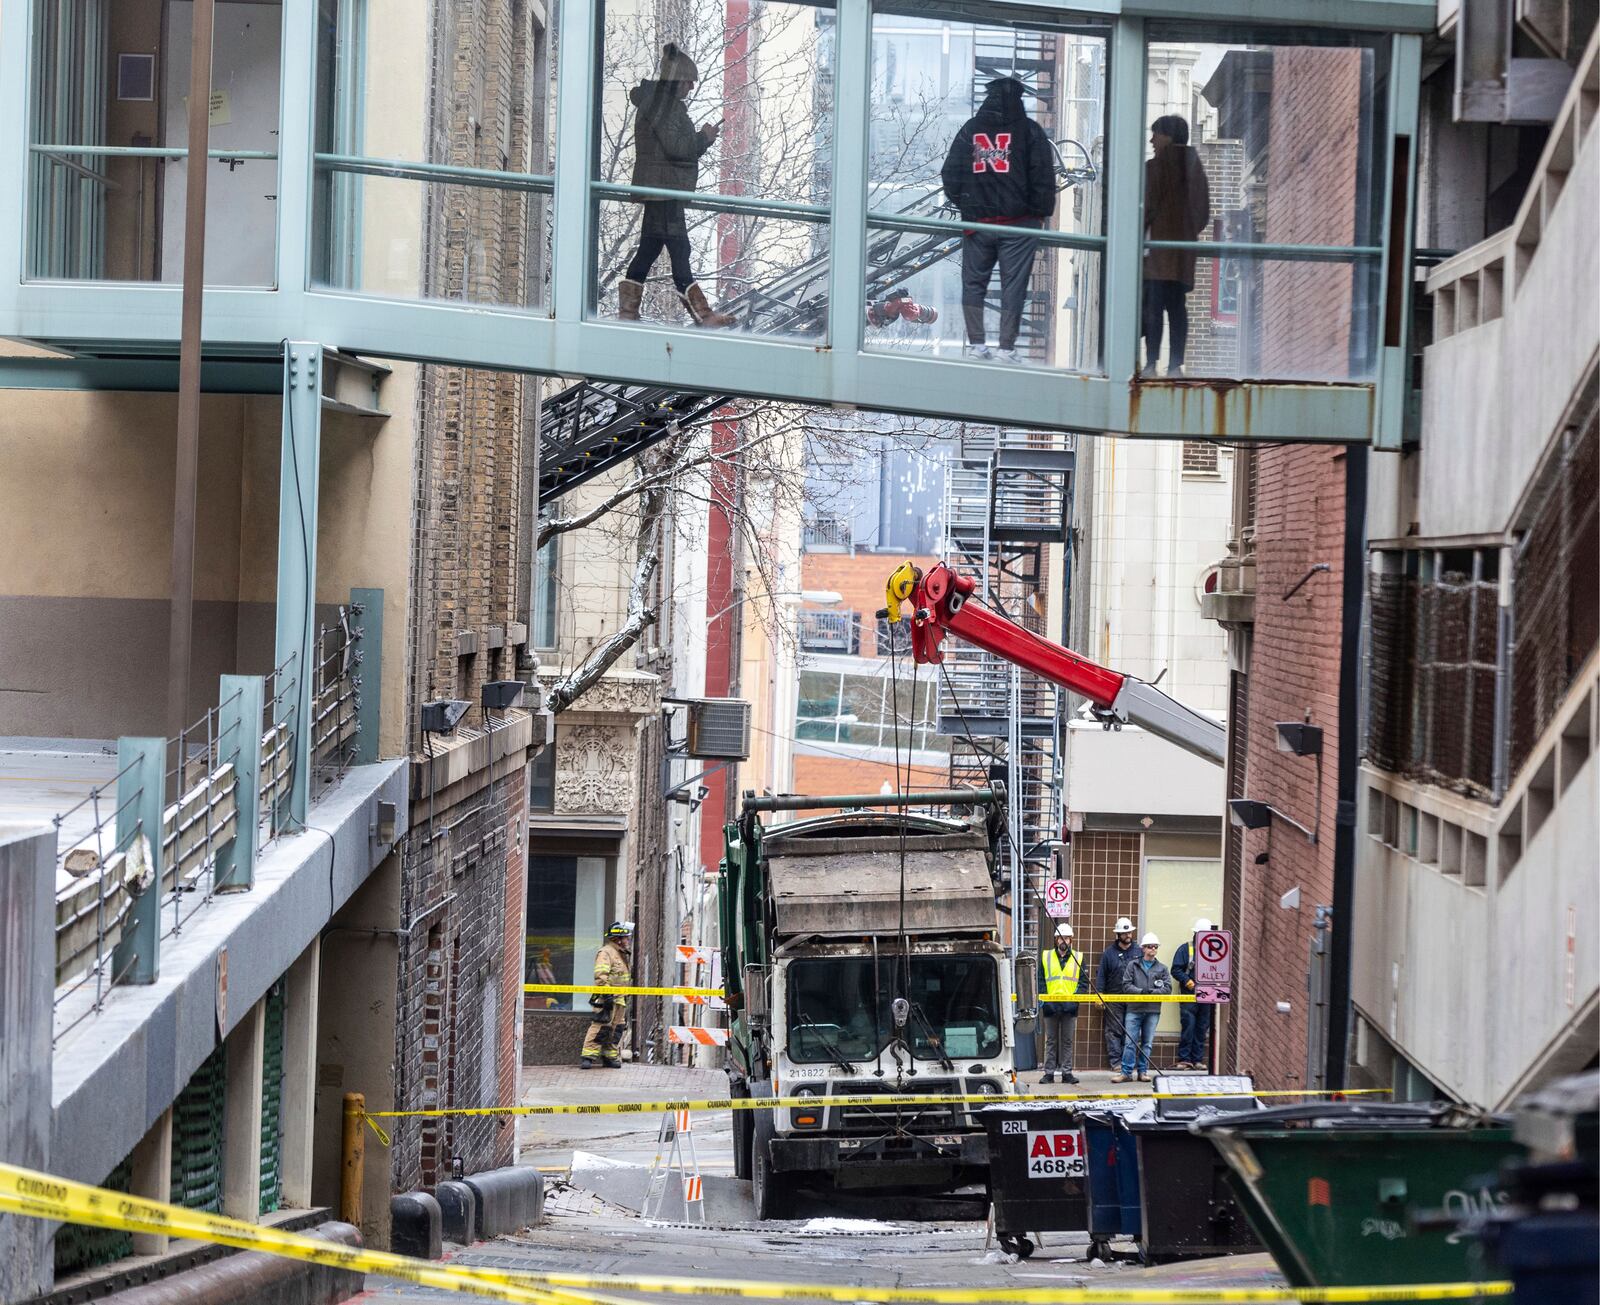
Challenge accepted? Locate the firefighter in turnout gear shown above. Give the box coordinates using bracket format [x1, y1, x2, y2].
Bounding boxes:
[580, 921, 634, 1068]
[1039, 922, 1086, 1084]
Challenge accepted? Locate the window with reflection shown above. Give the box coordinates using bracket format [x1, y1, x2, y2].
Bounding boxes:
[311, 0, 553, 308]
[1140, 28, 1389, 383]
[864, 5, 1109, 373]
[27, 0, 283, 284]
[593, 0, 835, 337]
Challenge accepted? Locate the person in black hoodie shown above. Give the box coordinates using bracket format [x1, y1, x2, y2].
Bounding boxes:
[940, 77, 1057, 362]
[618, 43, 734, 328]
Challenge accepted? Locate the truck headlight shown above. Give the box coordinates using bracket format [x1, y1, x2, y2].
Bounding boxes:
[792, 1086, 820, 1128]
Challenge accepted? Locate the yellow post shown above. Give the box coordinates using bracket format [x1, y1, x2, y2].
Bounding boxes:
[340, 1092, 365, 1225]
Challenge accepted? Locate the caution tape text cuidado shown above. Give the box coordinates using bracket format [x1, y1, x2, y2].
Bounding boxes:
[358, 1088, 1393, 1145]
[524, 984, 1198, 1003]
[0, 1160, 1509, 1304]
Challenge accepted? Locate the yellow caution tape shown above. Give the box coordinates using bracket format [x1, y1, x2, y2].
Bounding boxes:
[0, 1160, 1510, 1304]
[525, 983, 725, 998]
[524, 985, 1197, 1003]
[360, 1088, 1393, 1145]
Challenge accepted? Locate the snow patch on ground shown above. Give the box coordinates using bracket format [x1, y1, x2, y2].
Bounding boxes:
[569, 1150, 638, 1171]
[794, 1218, 909, 1234]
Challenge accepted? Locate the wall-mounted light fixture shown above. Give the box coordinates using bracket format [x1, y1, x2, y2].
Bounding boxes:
[1275, 722, 1324, 756]
[420, 699, 471, 734]
[1229, 796, 1317, 844]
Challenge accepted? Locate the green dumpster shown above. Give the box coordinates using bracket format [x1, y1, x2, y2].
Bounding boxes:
[1196, 1102, 1524, 1287]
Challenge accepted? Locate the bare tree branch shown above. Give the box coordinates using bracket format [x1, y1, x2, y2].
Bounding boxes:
[545, 534, 662, 714]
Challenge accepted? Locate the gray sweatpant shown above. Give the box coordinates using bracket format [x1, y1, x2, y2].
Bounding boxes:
[1042, 1010, 1078, 1073]
[960, 223, 1041, 350]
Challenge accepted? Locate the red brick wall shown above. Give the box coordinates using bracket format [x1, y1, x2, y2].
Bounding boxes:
[793, 753, 948, 796]
[1229, 446, 1346, 1088]
[1222, 44, 1363, 1087]
[800, 552, 938, 657]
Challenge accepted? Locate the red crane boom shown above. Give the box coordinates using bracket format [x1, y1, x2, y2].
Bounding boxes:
[884, 561, 1225, 766]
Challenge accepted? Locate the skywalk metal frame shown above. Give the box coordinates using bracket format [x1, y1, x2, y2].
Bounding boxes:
[0, 0, 1427, 447]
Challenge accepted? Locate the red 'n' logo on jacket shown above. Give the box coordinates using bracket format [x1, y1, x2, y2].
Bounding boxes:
[971, 132, 1012, 173]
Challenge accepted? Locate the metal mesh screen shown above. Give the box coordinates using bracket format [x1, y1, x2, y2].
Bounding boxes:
[53, 1157, 132, 1275]
[170, 1040, 227, 1213]
[260, 979, 286, 1213]
[1510, 414, 1599, 777]
[1366, 555, 1499, 798]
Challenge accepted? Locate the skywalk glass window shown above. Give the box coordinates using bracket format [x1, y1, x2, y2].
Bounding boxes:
[590, 0, 836, 338]
[26, 0, 283, 284]
[862, 5, 1110, 374]
[1138, 26, 1391, 384]
[310, 0, 554, 308]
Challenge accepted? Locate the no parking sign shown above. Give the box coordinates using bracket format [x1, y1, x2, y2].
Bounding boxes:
[1043, 878, 1071, 919]
[1194, 929, 1233, 1004]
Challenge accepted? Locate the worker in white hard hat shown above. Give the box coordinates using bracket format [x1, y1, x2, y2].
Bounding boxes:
[1039, 922, 1086, 1085]
[1113, 931, 1173, 1083]
[1171, 917, 1215, 1069]
[1096, 916, 1139, 1071]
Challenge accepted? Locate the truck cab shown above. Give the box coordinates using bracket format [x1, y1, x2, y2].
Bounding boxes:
[718, 794, 1036, 1219]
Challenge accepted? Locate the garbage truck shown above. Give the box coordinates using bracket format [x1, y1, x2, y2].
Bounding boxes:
[719, 787, 1037, 1219]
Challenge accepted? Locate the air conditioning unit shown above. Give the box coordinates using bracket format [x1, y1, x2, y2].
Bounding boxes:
[686, 698, 751, 760]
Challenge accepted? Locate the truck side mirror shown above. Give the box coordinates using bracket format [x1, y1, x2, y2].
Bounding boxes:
[1013, 953, 1038, 1032]
[744, 964, 768, 1025]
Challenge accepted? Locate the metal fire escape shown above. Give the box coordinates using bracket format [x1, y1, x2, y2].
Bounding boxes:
[938, 429, 1074, 966]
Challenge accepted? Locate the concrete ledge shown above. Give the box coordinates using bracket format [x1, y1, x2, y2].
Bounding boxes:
[43, 1218, 360, 1305]
[50, 761, 407, 1188]
[410, 713, 532, 801]
[434, 1180, 477, 1244]
[463, 1166, 544, 1237]
[390, 1192, 442, 1260]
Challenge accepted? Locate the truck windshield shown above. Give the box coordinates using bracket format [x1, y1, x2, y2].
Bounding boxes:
[786, 955, 1001, 1063]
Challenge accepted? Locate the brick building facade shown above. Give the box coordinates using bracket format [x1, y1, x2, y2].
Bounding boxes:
[1204, 42, 1368, 1087]
[387, 0, 546, 1189]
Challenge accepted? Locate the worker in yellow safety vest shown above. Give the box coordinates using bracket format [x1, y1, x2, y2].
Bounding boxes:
[1039, 922, 1086, 1084]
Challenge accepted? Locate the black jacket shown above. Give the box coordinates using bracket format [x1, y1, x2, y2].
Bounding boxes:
[630, 80, 712, 192]
[940, 78, 1056, 224]
[1121, 957, 1174, 1017]
[1171, 941, 1196, 991]
[1097, 941, 1136, 995]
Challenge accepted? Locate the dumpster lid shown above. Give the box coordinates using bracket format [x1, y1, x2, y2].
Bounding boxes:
[1152, 1073, 1259, 1120]
[1190, 1100, 1510, 1132]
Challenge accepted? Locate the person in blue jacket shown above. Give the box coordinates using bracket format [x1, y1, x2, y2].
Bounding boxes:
[1170, 918, 1214, 1069]
[1096, 916, 1138, 1071]
[1114, 932, 1173, 1083]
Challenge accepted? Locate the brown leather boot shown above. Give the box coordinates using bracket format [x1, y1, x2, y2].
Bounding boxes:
[682, 283, 735, 328]
[618, 279, 643, 321]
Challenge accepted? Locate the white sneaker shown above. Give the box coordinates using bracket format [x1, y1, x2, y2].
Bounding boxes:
[963, 343, 993, 360]
[994, 348, 1022, 365]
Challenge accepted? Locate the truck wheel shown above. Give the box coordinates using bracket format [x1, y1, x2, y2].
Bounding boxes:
[732, 1101, 753, 1181]
[751, 1109, 794, 1221]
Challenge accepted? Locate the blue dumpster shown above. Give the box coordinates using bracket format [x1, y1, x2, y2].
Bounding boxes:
[1081, 1109, 1141, 1261]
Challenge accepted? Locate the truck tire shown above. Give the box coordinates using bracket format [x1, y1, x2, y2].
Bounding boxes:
[732, 1098, 753, 1181]
[751, 1108, 794, 1221]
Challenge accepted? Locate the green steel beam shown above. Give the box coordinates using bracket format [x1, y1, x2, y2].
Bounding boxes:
[111, 736, 166, 985]
[1102, 15, 1146, 419]
[0, 355, 282, 392]
[828, 0, 873, 369]
[274, 343, 322, 829]
[350, 587, 383, 765]
[215, 675, 264, 892]
[550, 0, 599, 326]
[278, 0, 316, 297]
[1372, 32, 1423, 452]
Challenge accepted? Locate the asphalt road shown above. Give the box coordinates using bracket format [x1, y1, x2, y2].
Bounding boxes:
[357, 1061, 1287, 1305]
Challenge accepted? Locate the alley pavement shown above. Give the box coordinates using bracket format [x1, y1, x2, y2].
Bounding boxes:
[357, 1059, 1282, 1305]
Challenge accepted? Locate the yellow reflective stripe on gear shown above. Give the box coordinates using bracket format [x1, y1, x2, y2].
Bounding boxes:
[524, 983, 724, 997]
[0, 1161, 1510, 1304]
[1040, 948, 1083, 996]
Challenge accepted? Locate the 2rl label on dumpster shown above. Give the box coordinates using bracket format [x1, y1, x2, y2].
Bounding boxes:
[1025, 1128, 1086, 1178]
